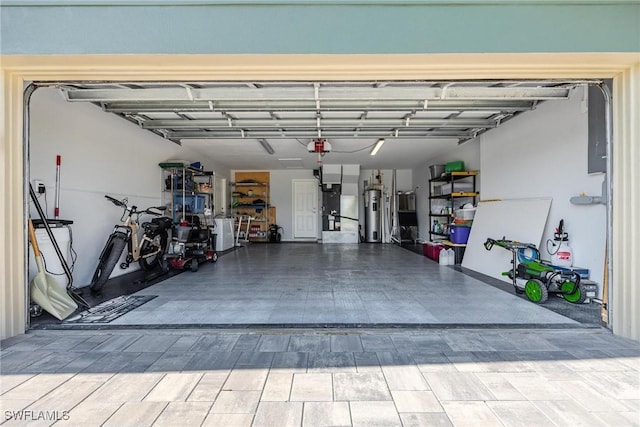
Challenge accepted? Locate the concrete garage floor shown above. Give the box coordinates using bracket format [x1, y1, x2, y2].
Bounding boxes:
[103, 243, 578, 327]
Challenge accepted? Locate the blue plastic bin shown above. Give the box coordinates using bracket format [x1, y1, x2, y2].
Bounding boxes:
[450, 225, 471, 244]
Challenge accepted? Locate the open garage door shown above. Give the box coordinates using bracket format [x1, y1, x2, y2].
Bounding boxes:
[24, 78, 610, 331]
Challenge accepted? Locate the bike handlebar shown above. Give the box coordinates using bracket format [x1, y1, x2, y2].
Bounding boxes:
[105, 195, 168, 217]
[105, 195, 126, 208]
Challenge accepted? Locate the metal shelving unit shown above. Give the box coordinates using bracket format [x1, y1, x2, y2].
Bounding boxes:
[428, 171, 478, 242]
[160, 163, 215, 224]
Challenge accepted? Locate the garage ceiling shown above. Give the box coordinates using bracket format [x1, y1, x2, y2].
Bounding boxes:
[57, 80, 586, 169]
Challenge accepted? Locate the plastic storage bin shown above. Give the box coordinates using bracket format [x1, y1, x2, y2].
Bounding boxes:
[455, 208, 476, 220]
[445, 161, 465, 173]
[423, 242, 445, 260]
[433, 182, 474, 195]
[450, 225, 471, 244]
[175, 194, 206, 214]
[429, 164, 445, 179]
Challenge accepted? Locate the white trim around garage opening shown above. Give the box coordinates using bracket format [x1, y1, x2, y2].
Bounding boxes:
[2, 53, 639, 340]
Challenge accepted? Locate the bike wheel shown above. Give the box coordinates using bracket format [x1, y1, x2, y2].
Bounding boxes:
[139, 230, 168, 271]
[90, 233, 128, 293]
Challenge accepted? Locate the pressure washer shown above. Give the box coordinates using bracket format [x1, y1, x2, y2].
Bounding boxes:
[484, 237, 587, 304]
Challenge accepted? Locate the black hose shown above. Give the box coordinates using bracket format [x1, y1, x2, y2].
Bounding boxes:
[326, 214, 359, 222]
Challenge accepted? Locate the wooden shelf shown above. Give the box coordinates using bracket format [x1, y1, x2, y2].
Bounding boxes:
[441, 240, 467, 248]
[429, 231, 450, 237]
[231, 182, 268, 187]
[430, 192, 478, 199]
[430, 171, 478, 183]
[232, 171, 275, 243]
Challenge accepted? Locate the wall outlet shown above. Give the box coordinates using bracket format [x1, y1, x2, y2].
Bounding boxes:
[33, 180, 45, 194]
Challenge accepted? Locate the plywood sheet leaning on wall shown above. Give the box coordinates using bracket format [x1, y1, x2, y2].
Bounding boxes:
[461, 198, 552, 283]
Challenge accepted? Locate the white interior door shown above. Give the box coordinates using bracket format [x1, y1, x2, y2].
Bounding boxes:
[293, 179, 318, 239]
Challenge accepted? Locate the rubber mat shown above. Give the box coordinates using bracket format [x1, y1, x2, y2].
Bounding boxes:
[64, 295, 157, 324]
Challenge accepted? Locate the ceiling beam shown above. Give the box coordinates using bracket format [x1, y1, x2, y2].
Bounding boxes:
[62, 85, 571, 102]
[139, 117, 498, 129]
[103, 100, 537, 113]
[166, 129, 475, 139]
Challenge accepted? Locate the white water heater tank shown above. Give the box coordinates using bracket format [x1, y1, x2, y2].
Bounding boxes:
[364, 189, 382, 243]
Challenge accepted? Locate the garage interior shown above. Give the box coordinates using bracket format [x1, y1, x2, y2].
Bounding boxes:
[26, 79, 608, 329]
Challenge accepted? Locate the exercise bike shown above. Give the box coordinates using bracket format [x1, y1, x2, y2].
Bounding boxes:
[164, 214, 217, 272]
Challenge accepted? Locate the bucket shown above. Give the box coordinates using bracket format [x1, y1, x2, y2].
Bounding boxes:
[450, 225, 471, 244]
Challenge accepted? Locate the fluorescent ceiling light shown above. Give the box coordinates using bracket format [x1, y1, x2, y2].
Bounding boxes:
[370, 138, 385, 156]
[258, 138, 274, 155]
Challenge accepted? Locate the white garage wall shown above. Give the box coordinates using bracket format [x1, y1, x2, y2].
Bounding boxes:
[270, 169, 316, 241]
[481, 88, 605, 295]
[29, 87, 230, 287]
[415, 88, 605, 296]
[413, 142, 481, 241]
[230, 169, 317, 241]
[232, 168, 413, 242]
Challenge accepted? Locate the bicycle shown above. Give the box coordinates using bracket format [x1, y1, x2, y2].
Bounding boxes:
[89, 195, 172, 293]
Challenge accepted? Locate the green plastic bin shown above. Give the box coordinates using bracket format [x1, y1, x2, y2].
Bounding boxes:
[445, 161, 465, 173]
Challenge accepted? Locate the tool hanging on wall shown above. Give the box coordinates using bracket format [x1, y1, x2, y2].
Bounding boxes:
[54, 155, 61, 219]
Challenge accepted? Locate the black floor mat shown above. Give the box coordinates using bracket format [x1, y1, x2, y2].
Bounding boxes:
[458, 266, 603, 326]
[29, 267, 182, 328]
[399, 243, 602, 326]
[64, 295, 157, 324]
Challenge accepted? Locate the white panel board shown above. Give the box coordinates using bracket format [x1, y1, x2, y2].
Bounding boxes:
[461, 198, 552, 282]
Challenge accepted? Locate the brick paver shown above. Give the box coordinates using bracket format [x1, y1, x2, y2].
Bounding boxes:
[1, 328, 639, 426]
